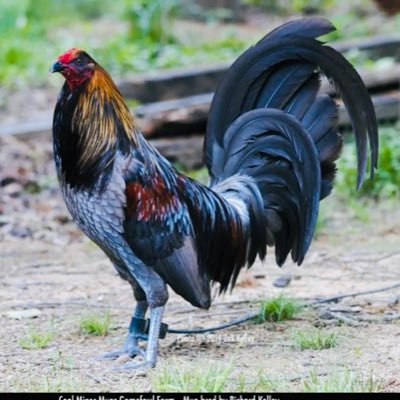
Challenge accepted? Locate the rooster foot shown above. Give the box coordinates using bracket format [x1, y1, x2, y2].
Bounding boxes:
[112, 306, 164, 370]
[97, 333, 146, 360]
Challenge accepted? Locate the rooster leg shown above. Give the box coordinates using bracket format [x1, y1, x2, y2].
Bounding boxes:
[113, 305, 165, 370]
[97, 300, 148, 360]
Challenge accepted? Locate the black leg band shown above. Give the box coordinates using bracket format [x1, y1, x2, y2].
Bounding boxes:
[129, 317, 168, 339]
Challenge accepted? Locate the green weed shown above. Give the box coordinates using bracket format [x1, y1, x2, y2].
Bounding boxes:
[302, 368, 383, 392]
[252, 371, 287, 391]
[152, 363, 290, 392]
[336, 124, 400, 200]
[292, 328, 338, 350]
[314, 200, 330, 237]
[124, 0, 179, 44]
[151, 362, 233, 392]
[79, 312, 111, 336]
[10, 373, 81, 392]
[0, 1, 249, 88]
[18, 328, 54, 350]
[256, 295, 303, 322]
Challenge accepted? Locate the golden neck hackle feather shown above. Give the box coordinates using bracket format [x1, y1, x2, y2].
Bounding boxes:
[72, 66, 137, 170]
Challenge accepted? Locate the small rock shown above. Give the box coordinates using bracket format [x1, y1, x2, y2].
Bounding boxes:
[329, 305, 361, 313]
[0, 176, 17, 187]
[273, 274, 292, 288]
[54, 214, 71, 224]
[4, 308, 41, 320]
[389, 295, 399, 306]
[3, 182, 22, 196]
[0, 216, 12, 227]
[10, 226, 31, 238]
[318, 308, 334, 320]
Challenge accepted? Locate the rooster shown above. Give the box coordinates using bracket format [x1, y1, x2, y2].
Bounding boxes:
[51, 18, 378, 369]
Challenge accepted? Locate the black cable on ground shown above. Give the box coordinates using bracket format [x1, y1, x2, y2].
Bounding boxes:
[166, 282, 400, 335]
[167, 313, 257, 334]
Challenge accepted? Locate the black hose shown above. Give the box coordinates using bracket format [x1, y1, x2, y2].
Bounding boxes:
[167, 312, 257, 334]
[165, 282, 400, 335]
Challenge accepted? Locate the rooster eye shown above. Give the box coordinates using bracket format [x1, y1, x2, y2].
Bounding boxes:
[75, 57, 82, 65]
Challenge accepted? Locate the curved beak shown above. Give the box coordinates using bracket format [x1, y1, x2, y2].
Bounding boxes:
[50, 61, 65, 73]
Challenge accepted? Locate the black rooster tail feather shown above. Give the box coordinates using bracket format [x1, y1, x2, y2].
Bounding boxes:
[213, 109, 321, 265]
[204, 17, 378, 271]
[205, 17, 378, 188]
[301, 94, 343, 199]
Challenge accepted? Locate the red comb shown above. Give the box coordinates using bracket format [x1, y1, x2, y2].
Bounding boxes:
[57, 48, 82, 64]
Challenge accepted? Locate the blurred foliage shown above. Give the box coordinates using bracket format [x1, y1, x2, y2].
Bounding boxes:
[243, 0, 335, 14]
[322, 12, 400, 41]
[97, 31, 246, 78]
[0, 0, 112, 87]
[336, 124, 400, 199]
[124, 0, 179, 44]
[0, 0, 399, 89]
[245, 0, 400, 42]
[343, 48, 396, 71]
[0, 0, 248, 88]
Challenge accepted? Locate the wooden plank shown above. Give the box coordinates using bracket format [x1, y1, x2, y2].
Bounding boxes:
[152, 93, 400, 169]
[0, 119, 53, 141]
[373, 0, 400, 15]
[321, 64, 400, 94]
[150, 135, 204, 170]
[2, 91, 399, 141]
[5, 58, 394, 141]
[333, 35, 400, 60]
[117, 64, 227, 103]
[117, 35, 400, 102]
[136, 83, 400, 137]
[338, 91, 400, 126]
[136, 93, 211, 137]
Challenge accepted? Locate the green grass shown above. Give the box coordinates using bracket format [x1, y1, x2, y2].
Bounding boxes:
[244, 0, 335, 14]
[0, 0, 249, 88]
[151, 362, 234, 392]
[10, 351, 81, 392]
[348, 198, 371, 223]
[256, 294, 303, 323]
[79, 312, 111, 336]
[124, 0, 180, 44]
[302, 368, 383, 392]
[292, 328, 338, 350]
[336, 124, 400, 200]
[245, 0, 400, 43]
[314, 200, 330, 237]
[251, 371, 288, 392]
[151, 362, 289, 392]
[10, 372, 81, 392]
[2, 1, 400, 88]
[18, 328, 54, 350]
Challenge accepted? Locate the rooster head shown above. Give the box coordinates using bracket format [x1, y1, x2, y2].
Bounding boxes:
[51, 48, 96, 90]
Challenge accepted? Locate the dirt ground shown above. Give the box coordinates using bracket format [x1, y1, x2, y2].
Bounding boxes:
[0, 133, 400, 392]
